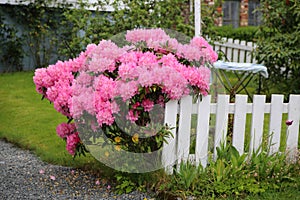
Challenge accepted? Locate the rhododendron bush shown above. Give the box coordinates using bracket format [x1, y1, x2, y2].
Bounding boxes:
[33, 28, 217, 160]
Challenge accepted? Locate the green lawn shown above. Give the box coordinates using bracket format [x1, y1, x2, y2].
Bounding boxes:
[0, 71, 110, 173]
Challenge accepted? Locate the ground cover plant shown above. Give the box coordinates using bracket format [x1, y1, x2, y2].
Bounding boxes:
[157, 143, 300, 200]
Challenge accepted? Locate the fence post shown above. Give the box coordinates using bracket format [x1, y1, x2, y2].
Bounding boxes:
[268, 94, 284, 154]
[214, 95, 230, 159]
[286, 94, 300, 161]
[249, 95, 266, 154]
[195, 95, 211, 167]
[232, 95, 248, 155]
[177, 96, 193, 165]
[162, 100, 178, 174]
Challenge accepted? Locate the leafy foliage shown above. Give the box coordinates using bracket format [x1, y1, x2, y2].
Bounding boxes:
[59, 0, 196, 58]
[157, 143, 300, 199]
[255, 0, 300, 97]
[2, 1, 69, 68]
[1, 0, 219, 70]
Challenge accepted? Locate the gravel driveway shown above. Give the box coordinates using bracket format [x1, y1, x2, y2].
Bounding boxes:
[0, 139, 154, 200]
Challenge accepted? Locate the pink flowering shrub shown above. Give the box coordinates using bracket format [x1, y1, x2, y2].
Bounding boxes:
[33, 28, 217, 156]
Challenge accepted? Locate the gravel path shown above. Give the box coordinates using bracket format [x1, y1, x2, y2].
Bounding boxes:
[0, 139, 155, 200]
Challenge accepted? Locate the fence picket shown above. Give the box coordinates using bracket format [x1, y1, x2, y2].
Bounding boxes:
[233, 39, 240, 62]
[163, 94, 300, 171]
[220, 37, 227, 59]
[212, 37, 257, 63]
[268, 95, 284, 154]
[177, 96, 193, 164]
[232, 95, 248, 155]
[195, 95, 211, 167]
[286, 95, 300, 161]
[162, 100, 178, 174]
[226, 38, 233, 61]
[240, 40, 246, 62]
[214, 95, 230, 159]
[245, 41, 253, 63]
[250, 95, 266, 153]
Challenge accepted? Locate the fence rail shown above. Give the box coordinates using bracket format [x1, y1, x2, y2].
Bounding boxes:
[162, 94, 300, 172]
[213, 38, 257, 63]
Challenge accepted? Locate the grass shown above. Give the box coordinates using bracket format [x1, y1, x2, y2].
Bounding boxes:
[0, 71, 112, 174]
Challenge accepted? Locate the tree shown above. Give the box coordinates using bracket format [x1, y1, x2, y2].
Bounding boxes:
[255, 0, 300, 96]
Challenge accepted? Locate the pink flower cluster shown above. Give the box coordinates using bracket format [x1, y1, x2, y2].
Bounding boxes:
[33, 44, 97, 118]
[126, 28, 179, 50]
[66, 132, 81, 155]
[33, 28, 218, 155]
[56, 122, 80, 155]
[56, 122, 76, 138]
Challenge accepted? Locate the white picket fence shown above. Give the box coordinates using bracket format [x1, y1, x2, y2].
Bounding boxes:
[213, 37, 257, 63]
[162, 94, 300, 172]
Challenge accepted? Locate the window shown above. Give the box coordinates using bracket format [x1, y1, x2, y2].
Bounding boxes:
[248, 0, 261, 26]
[222, 0, 240, 28]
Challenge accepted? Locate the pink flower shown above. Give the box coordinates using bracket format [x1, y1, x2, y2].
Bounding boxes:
[33, 68, 51, 96]
[88, 40, 125, 73]
[66, 132, 81, 155]
[142, 99, 154, 112]
[39, 169, 45, 174]
[115, 80, 138, 101]
[95, 180, 100, 185]
[286, 120, 293, 126]
[118, 62, 138, 80]
[50, 175, 56, 180]
[119, 51, 141, 63]
[138, 52, 158, 66]
[56, 123, 76, 138]
[126, 110, 139, 122]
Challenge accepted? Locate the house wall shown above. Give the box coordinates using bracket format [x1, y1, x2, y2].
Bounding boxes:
[240, 0, 249, 26]
[204, 0, 251, 27]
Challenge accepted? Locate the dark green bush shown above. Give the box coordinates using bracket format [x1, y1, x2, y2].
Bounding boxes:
[212, 25, 258, 42]
[255, 0, 300, 98]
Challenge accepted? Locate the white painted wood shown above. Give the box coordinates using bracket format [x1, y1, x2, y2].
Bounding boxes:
[162, 100, 178, 174]
[213, 39, 253, 51]
[195, 95, 211, 167]
[232, 95, 248, 155]
[226, 38, 234, 61]
[220, 38, 228, 59]
[249, 95, 266, 153]
[232, 40, 240, 62]
[214, 95, 230, 159]
[177, 96, 193, 164]
[211, 37, 257, 63]
[268, 95, 284, 154]
[213, 44, 221, 55]
[163, 94, 300, 172]
[239, 40, 246, 62]
[286, 95, 300, 161]
[194, 0, 201, 36]
[245, 42, 253, 63]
